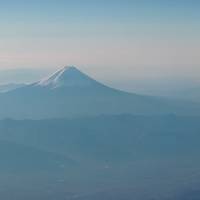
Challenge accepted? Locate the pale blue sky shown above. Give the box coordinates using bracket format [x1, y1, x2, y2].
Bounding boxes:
[0, 0, 199, 79]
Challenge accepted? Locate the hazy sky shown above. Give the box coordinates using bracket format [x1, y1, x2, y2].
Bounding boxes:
[0, 0, 199, 80]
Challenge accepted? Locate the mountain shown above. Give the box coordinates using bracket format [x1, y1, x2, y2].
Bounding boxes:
[35, 66, 101, 89]
[0, 66, 200, 119]
[0, 115, 200, 199]
[1, 115, 200, 162]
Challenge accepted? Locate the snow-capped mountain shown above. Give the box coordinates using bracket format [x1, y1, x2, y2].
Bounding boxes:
[0, 66, 199, 119]
[35, 66, 101, 89]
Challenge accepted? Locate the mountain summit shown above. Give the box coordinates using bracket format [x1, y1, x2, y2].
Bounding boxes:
[36, 66, 99, 89]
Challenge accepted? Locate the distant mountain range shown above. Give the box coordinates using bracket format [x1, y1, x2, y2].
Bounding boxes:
[0, 66, 200, 119]
[0, 115, 200, 199]
[1, 115, 199, 163]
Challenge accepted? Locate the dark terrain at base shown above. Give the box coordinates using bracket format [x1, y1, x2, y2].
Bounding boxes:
[0, 115, 199, 200]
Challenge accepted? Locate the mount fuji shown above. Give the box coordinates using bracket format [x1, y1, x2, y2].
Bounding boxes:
[36, 66, 101, 89]
[0, 66, 200, 119]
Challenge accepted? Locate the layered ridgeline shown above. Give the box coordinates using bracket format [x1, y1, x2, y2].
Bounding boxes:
[0, 115, 200, 199]
[0, 66, 200, 119]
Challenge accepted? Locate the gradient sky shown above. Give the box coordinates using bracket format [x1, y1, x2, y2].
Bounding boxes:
[0, 0, 199, 81]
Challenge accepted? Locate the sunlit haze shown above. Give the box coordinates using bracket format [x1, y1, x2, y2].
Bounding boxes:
[0, 1, 199, 77]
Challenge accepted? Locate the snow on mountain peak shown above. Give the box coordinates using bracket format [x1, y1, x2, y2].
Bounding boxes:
[36, 66, 97, 89]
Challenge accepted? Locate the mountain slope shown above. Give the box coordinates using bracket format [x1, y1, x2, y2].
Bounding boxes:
[0, 83, 26, 93]
[36, 66, 102, 89]
[0, 66, 199, 119]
